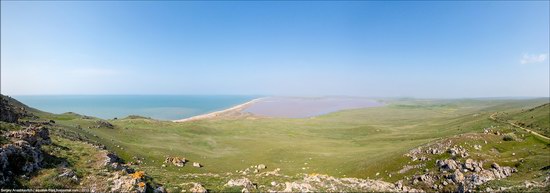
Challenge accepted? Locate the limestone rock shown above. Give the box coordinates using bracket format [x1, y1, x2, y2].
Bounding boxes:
[437, 159, 460, 171]
[225, 177, 256, 190]
[108, 172, 145, 193]
[193, 162, 202, 168]
[5, 126, 51, 146]
[164, 156, 187, 167]
[94, 120, 114, 129]
[283, 181, 314, 192]
[154, 186, 167, 193]
[0, 95, 33, 123]
[102, 152, 134, 173]
[463, 158, 483, 172]
[190, 183, 207, 193]
[58, 168, 78, 182]
[0, 126, 51, 187]
[451, 169, 465, 183]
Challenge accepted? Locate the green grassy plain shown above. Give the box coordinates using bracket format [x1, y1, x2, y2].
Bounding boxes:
[12, 97, 547, 191]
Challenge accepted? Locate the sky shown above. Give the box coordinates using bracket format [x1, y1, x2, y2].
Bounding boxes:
[1, 1, 549, 98]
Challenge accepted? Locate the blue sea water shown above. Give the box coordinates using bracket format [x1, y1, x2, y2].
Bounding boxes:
[12, 95, 258, 120]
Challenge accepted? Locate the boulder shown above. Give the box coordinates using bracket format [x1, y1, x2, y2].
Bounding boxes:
[164, 156, 187, 167]
[154, 186, 167, 193]
[108, 172, 145, 193]
[463, 159, 483, 172]
[225, 178, 256, 190]
[193, 162, 202, 168]
[448, 146, 469, 158]
[491, 163, 500, 170]
[104, 152, 121, 167]
[102, 152, 134, 173]
[438, 159, 460, 171]
[190, 183, 207, 193]
[451, 169, 465, 183]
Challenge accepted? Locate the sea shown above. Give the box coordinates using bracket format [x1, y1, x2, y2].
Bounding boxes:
[12, 95, 259, 120]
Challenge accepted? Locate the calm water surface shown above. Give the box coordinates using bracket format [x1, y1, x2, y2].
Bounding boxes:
[243, 97, 384, 118]
[13, 95, 258, 120]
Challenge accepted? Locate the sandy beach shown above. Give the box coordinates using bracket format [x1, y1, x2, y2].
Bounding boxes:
[173, 96, 384, 122]
[172, 98, 264, 122]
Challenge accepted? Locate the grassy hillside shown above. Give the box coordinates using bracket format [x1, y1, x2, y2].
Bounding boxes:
[22, 97, 548, 191]
[495, 103, 550, 137]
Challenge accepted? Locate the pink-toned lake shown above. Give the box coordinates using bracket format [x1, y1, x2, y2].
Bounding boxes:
[243, 97, 384, 118]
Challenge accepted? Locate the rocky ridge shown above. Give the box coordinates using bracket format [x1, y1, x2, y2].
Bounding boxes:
[0, 126, 51, 187]
[399, 130, 525, 192]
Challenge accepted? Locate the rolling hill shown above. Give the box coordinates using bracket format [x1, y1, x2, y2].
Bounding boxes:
[1, 95, 549, 192]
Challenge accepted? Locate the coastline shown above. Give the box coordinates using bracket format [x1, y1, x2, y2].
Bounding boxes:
[172, 98, 264, 122]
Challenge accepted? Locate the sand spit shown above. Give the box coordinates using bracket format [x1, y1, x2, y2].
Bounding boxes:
[173, 98, 264, 122]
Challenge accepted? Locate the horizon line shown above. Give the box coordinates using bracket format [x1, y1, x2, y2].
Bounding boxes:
[2, 93, 549, 100]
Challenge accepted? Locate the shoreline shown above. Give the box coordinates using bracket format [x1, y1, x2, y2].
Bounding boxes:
[172, 98, 264, 122]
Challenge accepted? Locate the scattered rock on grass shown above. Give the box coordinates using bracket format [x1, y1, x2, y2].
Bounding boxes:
[193, 162, 202, 168]
[164, 156, 187, 167]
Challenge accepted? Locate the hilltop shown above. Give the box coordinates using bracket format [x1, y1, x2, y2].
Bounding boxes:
[1, 94, 549, 192]
[0, 95, 165, 192]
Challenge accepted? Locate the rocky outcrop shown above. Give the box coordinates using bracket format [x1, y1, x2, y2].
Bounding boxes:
[457, 163, 517, 192]
[448, 145, 469, 158]
[94, 120, 114, 129]
[225, 177, 256, 191]
[101, 150, 168, 192]
[0, 95, 34, 123]
[190, 182, 208, 193]
[102, 152, 134, 174]
[4, 126, 51, 147]
[0, 126, 52, 187]
[405, 139, 453, 161]
[463, 158, 483, 172]
[279, 174, 419, 192]
[108, 171, 146, 193]
[283, 181, 314, 192]
[413, 158, 517, 192]
[402, 132, 522, 192]
[164, 156, 187, 167]
[104, 152, 121, 167]
[0, 97, 20, 123]
[436, 159, 460, 171]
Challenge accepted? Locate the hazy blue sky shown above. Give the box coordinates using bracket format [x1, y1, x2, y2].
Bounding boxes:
[1, 1, 549, 97]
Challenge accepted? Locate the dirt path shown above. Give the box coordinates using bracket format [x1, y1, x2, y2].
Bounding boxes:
[489, 113, 550, 141]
